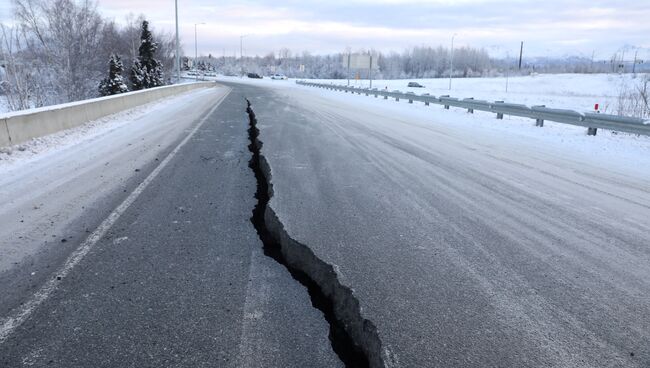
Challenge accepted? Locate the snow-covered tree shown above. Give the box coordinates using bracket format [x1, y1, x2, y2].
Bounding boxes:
[99, 54, 129, 96]
[130, 20, 164, 90]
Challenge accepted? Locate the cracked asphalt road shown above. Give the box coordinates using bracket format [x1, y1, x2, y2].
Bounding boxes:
[2, 79, 650, 368]
[0, 85, 341, 368]
[245, 81, 650, 367]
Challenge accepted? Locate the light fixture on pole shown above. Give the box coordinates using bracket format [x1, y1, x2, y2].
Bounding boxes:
[194, 22, 205, 81]
[449, 33, 457, 90]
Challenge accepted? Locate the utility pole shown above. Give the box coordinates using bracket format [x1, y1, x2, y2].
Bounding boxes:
[175, 0, 180, 83]
[369, 53, 373, 89]
[590, 50, 595, 73]
[347, 51, 351, 86]
[449, 33, 457, 90]
[633, 50, 638, 74]
[240, 34, 250, 76]
[518, 41, 523, 70]
[505, 52, 510, 93]
[194, 23, 205, 81]
[621, 50, 626, 73]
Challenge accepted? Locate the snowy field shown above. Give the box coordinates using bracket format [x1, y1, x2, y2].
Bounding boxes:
[305, 73, 648, 114]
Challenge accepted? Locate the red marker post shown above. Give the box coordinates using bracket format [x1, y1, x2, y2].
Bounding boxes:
[588, 103, 600, 135]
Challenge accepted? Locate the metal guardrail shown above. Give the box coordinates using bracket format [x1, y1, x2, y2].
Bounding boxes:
[296, 81, 650, 136]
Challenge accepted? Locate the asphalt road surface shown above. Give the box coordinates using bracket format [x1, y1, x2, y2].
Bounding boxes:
[1, 80, 649, 367]
[0, 86, 340, 367]
[244, 81, 650, 367]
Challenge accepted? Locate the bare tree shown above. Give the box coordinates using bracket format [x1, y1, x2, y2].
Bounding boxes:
[617, 75, 650, 118]
[12, 0, 105, 105]
[1, 24, 42, 110]
[3, 1, 179, 111]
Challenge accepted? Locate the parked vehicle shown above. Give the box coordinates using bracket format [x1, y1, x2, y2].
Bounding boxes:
[271, 74, 288, 80]
[247, 73, 263, 79]
[408, 82, 425, 88]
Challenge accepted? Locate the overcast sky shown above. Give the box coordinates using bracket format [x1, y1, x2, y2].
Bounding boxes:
[3, 0, 649, 59]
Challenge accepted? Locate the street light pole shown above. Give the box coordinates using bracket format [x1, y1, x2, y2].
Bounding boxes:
[449, 33, 457, 90]
[240, 34, 250, 76]
[505, 51, 510, 93]
[194, 22, 205, 81]
[175, 0, 180, 83]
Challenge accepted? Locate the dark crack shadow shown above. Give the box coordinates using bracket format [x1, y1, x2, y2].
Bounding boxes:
[246, 99, 384, 368]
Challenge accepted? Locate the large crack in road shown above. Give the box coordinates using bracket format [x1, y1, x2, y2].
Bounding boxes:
[245, 99, 384, 368]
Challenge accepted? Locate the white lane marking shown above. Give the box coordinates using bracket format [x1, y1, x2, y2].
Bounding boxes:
[0, 87, 232, 343]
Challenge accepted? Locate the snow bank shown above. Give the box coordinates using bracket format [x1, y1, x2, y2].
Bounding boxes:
[0, 87, 219, 170]
[0, 82, 216, 147]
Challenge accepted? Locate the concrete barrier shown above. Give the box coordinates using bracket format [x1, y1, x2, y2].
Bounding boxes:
[1, 82, 216, 147]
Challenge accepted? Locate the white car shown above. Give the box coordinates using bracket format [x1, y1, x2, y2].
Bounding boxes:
[271, 74, 288, 80]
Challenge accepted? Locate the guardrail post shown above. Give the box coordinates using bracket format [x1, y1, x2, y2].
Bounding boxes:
[495, 101, 504, 119]
[587, 127, 598, 136]
[466, 98, 474, 113]
[395, 95, 400, 102]
[534, 105, 545, 127]
[408, 97, 413, 104]
[441, 95, 450, 109]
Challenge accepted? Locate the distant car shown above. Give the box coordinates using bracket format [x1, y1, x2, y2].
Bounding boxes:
[271, 74, 287, 80]
[247, 73, 263, 79]
[408, 82, 425, 88]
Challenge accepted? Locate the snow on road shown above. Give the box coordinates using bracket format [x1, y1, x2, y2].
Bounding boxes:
[217, 75, 650, 182]
[0, 86, 229, 273]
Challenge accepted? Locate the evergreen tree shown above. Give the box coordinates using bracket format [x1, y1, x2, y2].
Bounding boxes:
[130, 20, 164, 90]
[99, 54, 129, 96]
